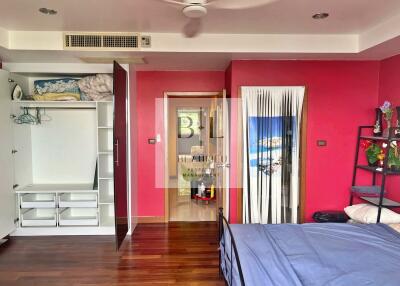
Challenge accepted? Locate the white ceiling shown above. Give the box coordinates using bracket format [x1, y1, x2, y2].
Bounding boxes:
[1, 0, 400, 70]
[0, 0, 399, 34]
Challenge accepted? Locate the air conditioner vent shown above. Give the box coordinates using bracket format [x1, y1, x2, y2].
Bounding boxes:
[103, 35, 137, 48]
[64, 33, 140, 50]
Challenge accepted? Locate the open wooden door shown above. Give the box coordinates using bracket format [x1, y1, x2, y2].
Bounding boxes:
[0, 69, 16, 239]
[113, 61, 128, 250]
[215, 90, 230, 220]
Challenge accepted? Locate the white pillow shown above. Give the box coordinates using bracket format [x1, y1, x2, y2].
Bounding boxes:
[344, 204, 400, 224]
[389, 224, 400, 233]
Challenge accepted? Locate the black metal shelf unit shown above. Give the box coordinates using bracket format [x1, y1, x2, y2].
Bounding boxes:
[350, 126, 400, 222]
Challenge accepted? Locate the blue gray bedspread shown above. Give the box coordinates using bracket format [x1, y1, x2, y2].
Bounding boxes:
[220, 223, 400, 286]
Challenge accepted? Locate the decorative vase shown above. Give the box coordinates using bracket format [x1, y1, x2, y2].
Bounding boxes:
[383, 119, 391, 138]
[373, 108, 383, 137]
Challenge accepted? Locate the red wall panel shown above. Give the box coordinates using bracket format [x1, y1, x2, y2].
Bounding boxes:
[133, 61, 382, 221]
[228, 60, 381, 222]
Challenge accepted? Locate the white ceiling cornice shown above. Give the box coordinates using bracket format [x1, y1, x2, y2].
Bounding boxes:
[1, 25, 400, 70]
[0, 27, 8, 49]
[359, 12, 400, 52]
[147, 33, 359, 53]
[8, 31, 61, 50]
[5, 25, 400, 55]
[1, 30, 360, 53]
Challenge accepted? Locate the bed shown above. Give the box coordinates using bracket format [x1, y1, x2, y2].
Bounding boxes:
[219, 209, 400, 286]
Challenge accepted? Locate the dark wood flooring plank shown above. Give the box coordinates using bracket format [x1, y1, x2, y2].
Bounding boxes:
[0, 222, 224, 286]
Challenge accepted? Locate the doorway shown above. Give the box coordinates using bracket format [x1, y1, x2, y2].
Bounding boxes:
[164, 92, 229, 222]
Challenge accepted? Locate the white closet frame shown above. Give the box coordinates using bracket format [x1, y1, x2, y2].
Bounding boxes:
[0, 63, 132, 237]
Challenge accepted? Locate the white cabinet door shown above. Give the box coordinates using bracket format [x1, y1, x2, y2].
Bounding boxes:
[0, 69, 15, 238]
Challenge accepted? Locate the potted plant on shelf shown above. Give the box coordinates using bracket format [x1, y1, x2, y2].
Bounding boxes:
[362, 140, 382, 167]
[361, 140, 400, 170]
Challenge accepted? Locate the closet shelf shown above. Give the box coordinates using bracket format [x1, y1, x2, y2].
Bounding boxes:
[359, 197, 400, 208]
[98, 151, 113, 155]
[356, 165, 400, 175]
[360, 135, 400, 142]
[15, 184, 97, 194]
[99, 202, 114, 206]
[13, 100, 97, 108]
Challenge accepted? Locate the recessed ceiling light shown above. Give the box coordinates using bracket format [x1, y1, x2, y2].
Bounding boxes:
[312, 13, 329, 20]
[39, 8, 57, 15]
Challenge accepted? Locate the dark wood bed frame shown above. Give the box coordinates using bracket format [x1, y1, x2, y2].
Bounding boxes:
[218, 207, 245, 286]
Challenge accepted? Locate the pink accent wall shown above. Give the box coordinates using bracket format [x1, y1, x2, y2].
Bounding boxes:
[379, 54, 400, 204]
[227, 60, 381, 222]
[133, 61, 388, 221]
[136, 71, 225, 217]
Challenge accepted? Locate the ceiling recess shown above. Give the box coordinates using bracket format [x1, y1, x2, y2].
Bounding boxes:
[79, 57, 147, 64]
[64, 33, 145, 50]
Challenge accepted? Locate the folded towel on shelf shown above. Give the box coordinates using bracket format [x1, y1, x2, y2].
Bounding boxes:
[33, 78, 86, 101]
[34, 78, 81, 95]
[78, 74, 113, 101]
[32, 93, 80, 101]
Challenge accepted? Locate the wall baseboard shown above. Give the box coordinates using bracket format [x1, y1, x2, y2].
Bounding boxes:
[137, 216, 165, 224]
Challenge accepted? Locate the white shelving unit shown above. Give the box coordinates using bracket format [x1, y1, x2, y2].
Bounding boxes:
[96, 102, 115, 230]
[96, 101, 115, 229]
[16, 184, 95, 193]
[0, 63, 135, 239]
[9, 91, 115, 235]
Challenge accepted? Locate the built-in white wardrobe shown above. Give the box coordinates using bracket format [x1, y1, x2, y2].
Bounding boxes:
[0, 62, 130, 248]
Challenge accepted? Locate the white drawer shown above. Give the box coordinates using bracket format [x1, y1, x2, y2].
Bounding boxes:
[20, 193, 56, 208]
[59, 193, 98, 208]
[21, 209, 57, 227]
[59, 208, 99, 226]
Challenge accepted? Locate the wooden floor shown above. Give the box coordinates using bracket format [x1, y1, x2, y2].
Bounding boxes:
[0, 222, 224, 286]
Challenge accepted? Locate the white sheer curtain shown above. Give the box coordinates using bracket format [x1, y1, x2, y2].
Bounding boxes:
[241, 86, 304, 224]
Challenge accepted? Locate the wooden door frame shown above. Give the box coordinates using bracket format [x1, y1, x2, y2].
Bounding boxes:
[163, 91, 223, 223]
[235, 88, 308, 224]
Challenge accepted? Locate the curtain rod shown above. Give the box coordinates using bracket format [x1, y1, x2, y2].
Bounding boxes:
[20, 107, 96, 110]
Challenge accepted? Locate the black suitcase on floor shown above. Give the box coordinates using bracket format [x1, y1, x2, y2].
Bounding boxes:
[313, 211, 348, 223]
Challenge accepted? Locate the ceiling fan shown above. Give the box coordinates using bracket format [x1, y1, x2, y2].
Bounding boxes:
[160, 0, 277, 37]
